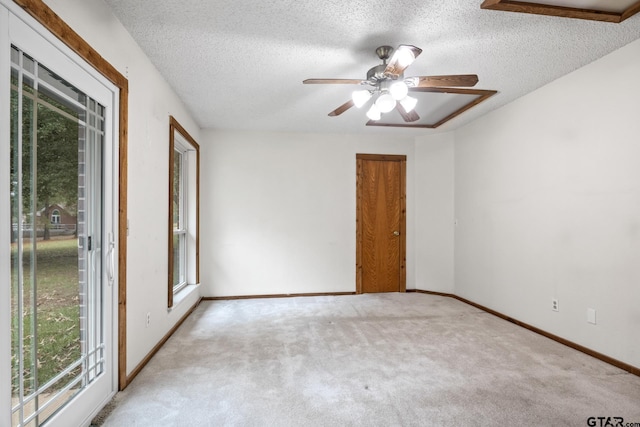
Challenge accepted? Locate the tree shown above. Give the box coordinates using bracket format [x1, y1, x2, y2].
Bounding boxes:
[35, 102, 79, 240]
[10, 76, 80, 241]
[10, 81, 18, 243]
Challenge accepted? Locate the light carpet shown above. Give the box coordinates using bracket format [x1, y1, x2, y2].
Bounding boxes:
[95, 293, 640, 426]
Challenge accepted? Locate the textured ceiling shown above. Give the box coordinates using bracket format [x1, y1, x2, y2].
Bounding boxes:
[102, 0, 640, 135]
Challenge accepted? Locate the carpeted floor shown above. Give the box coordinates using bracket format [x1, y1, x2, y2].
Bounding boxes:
[95, 293, 640, 426]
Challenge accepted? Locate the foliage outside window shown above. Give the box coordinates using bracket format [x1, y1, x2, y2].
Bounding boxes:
[168, 116, 199, 307]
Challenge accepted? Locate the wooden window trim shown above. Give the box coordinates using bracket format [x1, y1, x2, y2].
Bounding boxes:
[367, 88, 497, 129]
[481, 0, 640, 23]
[13, 0, 130, 389]
[168, 116, 200, 308]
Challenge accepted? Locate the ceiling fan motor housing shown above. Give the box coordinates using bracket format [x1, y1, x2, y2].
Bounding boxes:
[366, 64, 388, 83]
[375, 45, 393, 61]
[368, 46, 403, 84]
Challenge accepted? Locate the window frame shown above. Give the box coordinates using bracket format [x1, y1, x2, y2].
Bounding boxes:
[172, 148, 187, 292]
[167, 116, 199, 308]
[51, 208, 61, 224]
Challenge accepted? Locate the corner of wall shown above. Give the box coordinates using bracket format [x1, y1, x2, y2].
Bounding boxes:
[413, 131, 455, 294]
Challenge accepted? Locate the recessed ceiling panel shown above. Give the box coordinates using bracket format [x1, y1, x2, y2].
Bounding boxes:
[367, 88, 497, 129]
[550, 0, 638, 13]
[481, 0, 640, 22]
[415, 93, 481, 123]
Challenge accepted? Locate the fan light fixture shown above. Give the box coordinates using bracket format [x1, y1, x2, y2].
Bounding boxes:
[352, 90, 372, 108]
[399, 96, 417, 113]
[390, 81, 409, 100]
[394, 46, 416, 68]
[352, 83, 417, 120]
[366, 104, 381, 121]
[306, 44, 469, 123]
[375, 93, 396, 113]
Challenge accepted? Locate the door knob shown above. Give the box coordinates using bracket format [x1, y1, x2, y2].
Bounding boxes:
[393, 231, 400, 236]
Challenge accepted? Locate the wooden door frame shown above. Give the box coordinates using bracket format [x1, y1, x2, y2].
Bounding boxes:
[356, 154, 407, 294]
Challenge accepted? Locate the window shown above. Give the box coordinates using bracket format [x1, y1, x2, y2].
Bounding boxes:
[51, 209, 61, 224]
[168, 116, 199, 307]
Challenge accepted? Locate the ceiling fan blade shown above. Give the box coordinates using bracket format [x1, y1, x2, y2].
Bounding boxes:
[303, 79, 365, 85]
[410, 74, 479, 88]
[396, 101, 420, 123]
[328, 99, 355, 117]
[383, 45, 423, 77]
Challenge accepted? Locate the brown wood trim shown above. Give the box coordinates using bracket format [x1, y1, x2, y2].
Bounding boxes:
[356, 159, 363, 294]
[399, 160, 407, 292]
[11, 0, 131, 391]
[366, 122, 439, 129]
[167, 122, 175, 308]
[367, 88, 497, 129]
[355, 154, 407, 294]
[356, 153, 407, 161]
[621, 1, 640, 21]
[410, 87, 495, 96]
[202, 292, 357, 301]
[406, 289, 454, 298]
[117, 87, 128, 391]
[411, 289, 640, 377]
[431, 90, 497, 128]
[125, 297, 202, 386]
[168, 116, 201, 308]
[481, 0, 640, 23]
[169, 116, 200, 149]
[195, 147, 200, 284]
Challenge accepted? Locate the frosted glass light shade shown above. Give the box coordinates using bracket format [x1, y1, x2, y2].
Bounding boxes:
[352, 90, 372, 108]
[375, 93, 396, 113]
[399, 96, 418, 113]
[395, 47, 415, 68]
[390, 81, 408, 100]
[366, 104, 381, 120]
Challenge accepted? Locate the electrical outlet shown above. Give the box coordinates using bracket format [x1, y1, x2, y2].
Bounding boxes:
[587, 308, 596, 324]
[146, 312, 151, 327]
[551, 298, 559, 312]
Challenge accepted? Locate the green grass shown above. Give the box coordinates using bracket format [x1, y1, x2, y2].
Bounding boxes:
[11, 237, 81, 396]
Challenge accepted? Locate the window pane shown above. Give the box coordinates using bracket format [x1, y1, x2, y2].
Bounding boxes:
[38, 61, 87, 109]
[172, 233, 185, 288]
[173, 150, 182, 230]
[35, 99, 82, 392]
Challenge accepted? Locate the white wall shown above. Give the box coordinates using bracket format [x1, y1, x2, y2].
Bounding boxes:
[38, 0, 640, 375]
[454, 38, 640, 368]
[415, 133, 455, 293]
[200, 130, 417, 296]
[44, 0, 202, 375]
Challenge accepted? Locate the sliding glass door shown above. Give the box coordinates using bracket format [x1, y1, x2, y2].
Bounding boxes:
[1, 3, 118, 426]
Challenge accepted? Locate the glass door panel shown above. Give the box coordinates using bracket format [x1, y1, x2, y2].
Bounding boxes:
[10, 46, 105, 427]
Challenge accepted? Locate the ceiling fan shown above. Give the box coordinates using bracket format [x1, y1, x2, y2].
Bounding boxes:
[303, 45, 479, 123]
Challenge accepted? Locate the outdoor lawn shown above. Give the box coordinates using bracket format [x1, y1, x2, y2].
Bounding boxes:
[11, 236, 81, 396]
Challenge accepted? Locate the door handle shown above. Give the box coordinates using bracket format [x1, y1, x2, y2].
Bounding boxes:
[393, 231, 400, 236]
[107, 232, 115, 285]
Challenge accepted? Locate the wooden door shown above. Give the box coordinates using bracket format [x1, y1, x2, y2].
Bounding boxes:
[356, 154, 406, 293]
